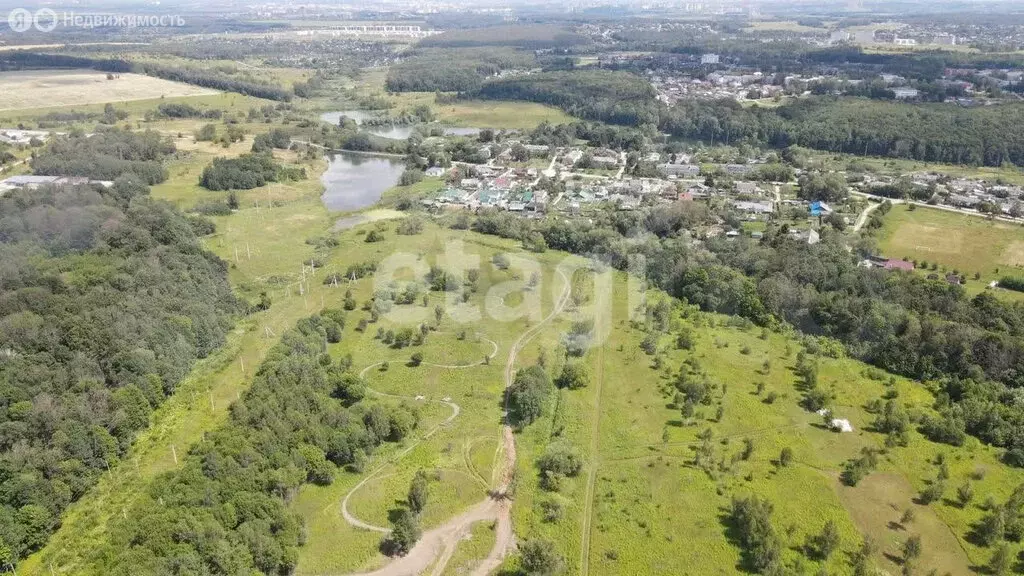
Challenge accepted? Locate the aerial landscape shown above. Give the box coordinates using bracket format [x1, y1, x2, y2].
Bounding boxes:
[4, 0, 1024, 574]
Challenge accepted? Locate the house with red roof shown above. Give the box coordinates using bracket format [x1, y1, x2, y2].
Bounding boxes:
[883, 259, 915, 272]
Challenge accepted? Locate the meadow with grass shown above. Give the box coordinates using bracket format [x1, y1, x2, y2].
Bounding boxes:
[875, 204, 1024, 291]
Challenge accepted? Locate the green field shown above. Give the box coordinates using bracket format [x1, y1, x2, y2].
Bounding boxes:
[876, 204, 1024, 296]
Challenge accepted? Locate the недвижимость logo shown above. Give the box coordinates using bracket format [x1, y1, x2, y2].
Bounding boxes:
[6, 7, 32, 32]
[8, 8, 60, 32]
[7, 8, 183, 31]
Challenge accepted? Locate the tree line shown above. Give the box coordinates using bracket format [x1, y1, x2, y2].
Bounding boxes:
[385, 47, 536, 93]
[139, 63, 294, 102]
[199, 153, 306, 191]
[477, 69, 662, 127]
[93, 314, 420, 575]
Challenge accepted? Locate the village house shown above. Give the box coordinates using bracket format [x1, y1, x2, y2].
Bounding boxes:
[562, 149, 584, 167]
[591, 155, 620, 169]
[723, 164, 754, 176]
[659, 163, 700, 178]
[733, 200, 774, 214]
[893, 88, 920, 99]
[734, 181, 761, 195]
[883, 259, 915, 272]
[0, 129, 52, 146]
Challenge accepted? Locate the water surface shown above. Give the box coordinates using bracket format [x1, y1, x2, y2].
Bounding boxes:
[320, 152, 404, 212]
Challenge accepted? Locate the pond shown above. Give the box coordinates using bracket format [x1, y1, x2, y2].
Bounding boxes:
[320, 151, 405, 212]
[320, 110, 379, 125]
[320, 110, 482, 140]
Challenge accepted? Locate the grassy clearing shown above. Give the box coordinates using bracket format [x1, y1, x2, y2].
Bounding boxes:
[432, 100, 575, 129]
[806, 148, 1024, 186]
[876, 204, 1024, 300]
[504, 262, 1017, 574]
[835, 472, 971, 575]
[291, 227, 573, 574]
[443, 521, 498, 576]
[0, 70, 218, 111]
[380, 175, 446, 206]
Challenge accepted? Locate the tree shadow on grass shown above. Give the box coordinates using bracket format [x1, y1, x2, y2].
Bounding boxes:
[717, 506, 762, 575]
[882, 552, 905, 567]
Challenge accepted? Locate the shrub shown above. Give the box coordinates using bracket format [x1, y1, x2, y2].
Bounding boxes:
[519, 539, 565, 576]
[556, 361, 590, 390]
[778, 447, 794, 467]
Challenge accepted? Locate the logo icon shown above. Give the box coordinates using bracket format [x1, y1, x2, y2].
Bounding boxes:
[33, 8, 58, 32]
[7, 8, 32, 32]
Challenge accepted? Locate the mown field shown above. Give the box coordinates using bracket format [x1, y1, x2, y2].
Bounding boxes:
[0, 70, 219, 111]
[876, 204, 1024, 296]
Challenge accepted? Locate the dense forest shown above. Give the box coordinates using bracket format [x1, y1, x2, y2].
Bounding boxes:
[92, 314, 420, 575]
[31, 129, 175, 185]
[385, 47, 537, 93]
[417, 24, 588, 49]
[667, 97, 1024, 167]
[477, 69, 662, 126]
[0, 179, 238, 564]
[467, 206, 1024, 466]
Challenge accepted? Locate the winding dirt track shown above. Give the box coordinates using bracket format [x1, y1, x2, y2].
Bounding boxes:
[340, 269, 571, 576]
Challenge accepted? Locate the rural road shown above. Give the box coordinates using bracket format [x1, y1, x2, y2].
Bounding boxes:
[851, 191, 1024, 225]
[852, 201, 882, 232]
[340, 268, 570, 576]
[471, 266, 572, 576]
[578, 275, 611, 576]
